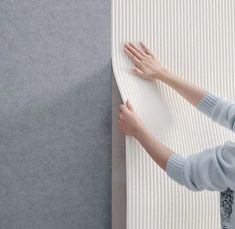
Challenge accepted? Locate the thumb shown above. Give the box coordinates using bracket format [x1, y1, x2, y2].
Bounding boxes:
[126, 100, 134, 111]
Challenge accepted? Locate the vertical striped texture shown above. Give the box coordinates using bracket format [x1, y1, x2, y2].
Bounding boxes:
[112, 1, 235, 228]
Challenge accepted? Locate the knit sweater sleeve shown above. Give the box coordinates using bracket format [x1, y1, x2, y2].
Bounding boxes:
[166, 91, 235, 192]
[196, 90, 235, 132]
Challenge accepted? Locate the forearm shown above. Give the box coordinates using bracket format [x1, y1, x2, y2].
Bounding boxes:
[159, 68, 207, 106]
[135, 127, 174, 171]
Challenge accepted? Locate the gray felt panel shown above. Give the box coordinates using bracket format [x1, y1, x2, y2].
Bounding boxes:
[0, 0, 111, 228]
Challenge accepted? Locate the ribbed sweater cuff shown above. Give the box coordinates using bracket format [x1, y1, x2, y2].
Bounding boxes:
[196, 91, 222, 118]
[166, 153, 186, 186]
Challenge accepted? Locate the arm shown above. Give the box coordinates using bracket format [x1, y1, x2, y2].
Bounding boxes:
[166, 91, 235, 191]
[124, 41, 207, 106]
[196, 91, 235, 132]
[118, 100, 235, 192]
[118, 100, 174, 171]
[122, 42, 235, 192]
[158, 68, 207, 107]
[161, 70, 235, 132]
[135, 125, 174, 171]
[166, 141, 235, 192]
[124, 42, 235, 132]
[161, 69, 235, 132]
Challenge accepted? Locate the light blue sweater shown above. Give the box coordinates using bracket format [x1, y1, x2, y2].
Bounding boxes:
[166, 91, 235, 229]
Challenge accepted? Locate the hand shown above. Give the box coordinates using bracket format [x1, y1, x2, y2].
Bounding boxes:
[118, 100, 174, 171]
[118, 100, 145, 138]
[124, 42, 165, 80]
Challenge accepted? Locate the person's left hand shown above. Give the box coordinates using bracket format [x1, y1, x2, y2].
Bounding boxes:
[118, 100, 145, 138]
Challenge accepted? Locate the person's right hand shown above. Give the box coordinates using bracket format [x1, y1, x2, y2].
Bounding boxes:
[124, 42, 165, 80]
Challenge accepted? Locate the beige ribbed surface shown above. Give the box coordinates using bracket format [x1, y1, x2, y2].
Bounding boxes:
[112, 1, 235, 228]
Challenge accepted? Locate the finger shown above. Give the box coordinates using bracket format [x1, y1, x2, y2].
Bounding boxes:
[128, 42, 146, 57]
[125, 43, 144, 60]
[119, 124, 125, 132]
[132, 67, 145, 78]
[118, 120, 122, 127]
[118, 122, 124, 129]
[119, 104, 126, 112]
[118, 121, 124, 126]
[140, 42, 152, 55]
[124, 48, 141, 65]
[118, 113, 123, 119]
[126, 100, 134, 111]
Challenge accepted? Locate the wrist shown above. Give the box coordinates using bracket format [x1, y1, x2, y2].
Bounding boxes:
[134, 125, 148, 142]
[158, 68, 181, 88]
[157, 67, 172, 81]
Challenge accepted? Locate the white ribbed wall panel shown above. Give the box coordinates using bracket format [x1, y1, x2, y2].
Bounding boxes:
[112, 1, 235, 228]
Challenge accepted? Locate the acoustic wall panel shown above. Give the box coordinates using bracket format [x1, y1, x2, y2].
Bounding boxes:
[112, 0, 235, 228]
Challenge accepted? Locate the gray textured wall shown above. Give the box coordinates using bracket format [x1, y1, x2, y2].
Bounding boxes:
[0, 1, 111, 228]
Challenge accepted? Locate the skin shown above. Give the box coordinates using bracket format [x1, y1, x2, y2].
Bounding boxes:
[118, 41, 207, 171]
